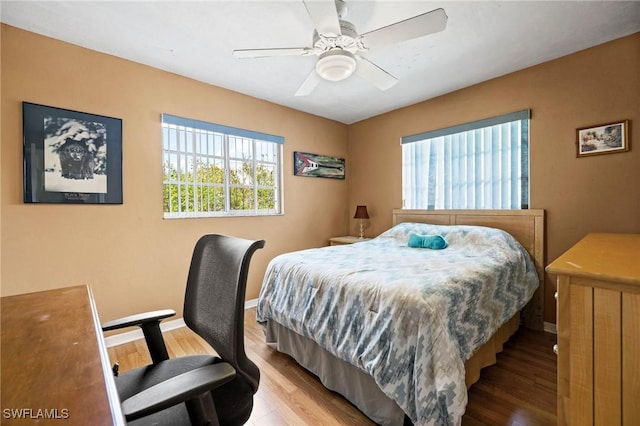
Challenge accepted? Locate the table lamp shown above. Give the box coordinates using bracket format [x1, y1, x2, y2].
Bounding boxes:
[353, 205, 369, 239]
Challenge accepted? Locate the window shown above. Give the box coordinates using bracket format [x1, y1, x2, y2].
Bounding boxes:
[162, 114, 283, 218]
[402, 110, 530, 210]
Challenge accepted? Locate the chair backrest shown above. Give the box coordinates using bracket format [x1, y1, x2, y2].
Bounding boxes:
[183, 234, 265, 394]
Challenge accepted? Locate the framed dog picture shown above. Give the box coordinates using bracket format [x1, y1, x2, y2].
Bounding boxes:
[23, 102, 123, 203]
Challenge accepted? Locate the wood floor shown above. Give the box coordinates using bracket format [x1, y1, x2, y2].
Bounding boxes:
[107, 308, 557, 425]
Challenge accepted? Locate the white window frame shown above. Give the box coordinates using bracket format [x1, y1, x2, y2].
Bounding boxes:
[402, 110, 530, 210]
[162, 114, 283, 218]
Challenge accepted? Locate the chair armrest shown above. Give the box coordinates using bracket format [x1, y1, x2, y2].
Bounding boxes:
[121, 363, 236, 422]
[102, 309, 176, 364]
[101, 309, 176, 331]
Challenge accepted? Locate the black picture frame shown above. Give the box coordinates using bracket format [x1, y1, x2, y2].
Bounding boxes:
[23, 102, 123, 204]
[293, 151, 345, 179]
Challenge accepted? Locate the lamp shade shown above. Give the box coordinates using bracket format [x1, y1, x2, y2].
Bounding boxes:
[353, 205, 369, 219]
[316, 51, 356, 82]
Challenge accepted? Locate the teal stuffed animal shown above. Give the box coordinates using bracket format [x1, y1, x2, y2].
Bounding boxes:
[408, 233, 448, 250]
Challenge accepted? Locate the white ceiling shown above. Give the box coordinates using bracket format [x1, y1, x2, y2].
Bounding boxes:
[1, 1, 639, 124]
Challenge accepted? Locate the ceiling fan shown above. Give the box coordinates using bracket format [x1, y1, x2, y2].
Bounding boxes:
[232, 0, 447, 96]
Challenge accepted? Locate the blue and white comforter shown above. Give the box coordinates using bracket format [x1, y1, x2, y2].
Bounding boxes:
[256, 223, 539, 425]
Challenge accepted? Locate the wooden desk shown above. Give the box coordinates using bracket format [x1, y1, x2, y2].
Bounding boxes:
[547, 233, 640, 426]
[1, 285, 124, 425]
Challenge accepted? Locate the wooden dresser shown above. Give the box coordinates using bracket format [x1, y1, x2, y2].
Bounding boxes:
[546, 233, 640, 426]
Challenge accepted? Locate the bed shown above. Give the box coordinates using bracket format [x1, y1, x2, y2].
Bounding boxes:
[257, 209, 545, 425]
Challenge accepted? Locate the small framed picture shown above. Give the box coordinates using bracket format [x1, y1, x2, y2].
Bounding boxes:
[293, 151, 345, 179]
[576, 119, 630, 158]
[23, 102, 123, 203]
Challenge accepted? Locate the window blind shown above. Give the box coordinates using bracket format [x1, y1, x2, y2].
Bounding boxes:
[402, 110, 530, 210]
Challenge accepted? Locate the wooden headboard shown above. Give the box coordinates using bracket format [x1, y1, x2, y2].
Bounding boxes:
[392, 209, 545, 330]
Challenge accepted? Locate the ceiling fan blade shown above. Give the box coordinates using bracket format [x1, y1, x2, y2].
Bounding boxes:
[354, 56, 398, 91]
[295, 69, 322, 96]
[232, 47, 313, 59]
[303, 0, 341, 36]
[359, 8, 447, 49]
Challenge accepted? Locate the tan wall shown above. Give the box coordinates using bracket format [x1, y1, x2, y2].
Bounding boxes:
[0, 25, 349, 322]
[348, 33, 640, 324]
[3, 25, 639, 326]
[0, 27, 3, 297]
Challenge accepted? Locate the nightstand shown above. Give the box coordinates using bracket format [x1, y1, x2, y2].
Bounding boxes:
[328, 236, 371, 246]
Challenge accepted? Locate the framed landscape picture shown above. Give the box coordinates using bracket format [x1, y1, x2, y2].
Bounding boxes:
[23, 102, 123, 203]
[576, 119, 630, 157]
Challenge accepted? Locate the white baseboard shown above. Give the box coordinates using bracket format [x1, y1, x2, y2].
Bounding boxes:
[104, 298, 259, 348]
[104, 317, 186, 348]
[244, 298, 258, 309]
[543, 321, 557, 334]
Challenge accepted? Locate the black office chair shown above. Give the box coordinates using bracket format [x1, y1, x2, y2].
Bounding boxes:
[102, 234, 265, 425]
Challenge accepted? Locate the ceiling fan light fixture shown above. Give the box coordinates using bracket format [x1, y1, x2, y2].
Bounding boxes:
[315, 50, 356, 82]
